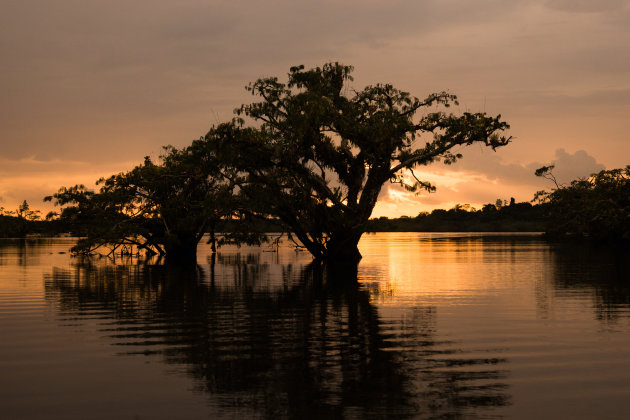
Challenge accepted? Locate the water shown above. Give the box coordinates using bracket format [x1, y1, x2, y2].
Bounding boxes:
[1, 233, 629, 419]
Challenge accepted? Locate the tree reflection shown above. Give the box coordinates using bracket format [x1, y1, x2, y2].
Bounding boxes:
[549, 243, 630, 322]
[44, 257, 510, 418]
[0, 238, 51, 266]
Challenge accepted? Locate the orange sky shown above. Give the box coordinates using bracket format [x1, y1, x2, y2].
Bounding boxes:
[1, 1, 628, 218]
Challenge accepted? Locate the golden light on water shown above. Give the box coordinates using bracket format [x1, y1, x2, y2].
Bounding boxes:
[359, 233, 546, 299]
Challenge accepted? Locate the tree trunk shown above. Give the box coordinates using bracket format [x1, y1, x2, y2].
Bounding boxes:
[325, 231, 363, 264]
[164, 233, 199, 265]
[208, 225, 217, 254]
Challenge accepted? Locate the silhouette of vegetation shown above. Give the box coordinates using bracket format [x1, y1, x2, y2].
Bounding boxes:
[0, 200, 46, 237]
[368, 199, 545, 232]
[11, 200, 41, 221]
[0, 214, 26, 238]
[206, 63, 511, 263]
[45, 143, 266, 264]
[535, 165, 630, 243]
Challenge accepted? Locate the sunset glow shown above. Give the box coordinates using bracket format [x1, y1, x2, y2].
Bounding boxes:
[1, 1, 628, 216]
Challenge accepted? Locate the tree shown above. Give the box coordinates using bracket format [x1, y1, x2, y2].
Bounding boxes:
[209, 63, 511, 263]
[46, 142, 257, 264]
[5, 200, 41, 221]
[535, 165, 630, 242]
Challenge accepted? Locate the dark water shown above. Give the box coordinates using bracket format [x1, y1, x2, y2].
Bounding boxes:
[1, 233, 630, 419]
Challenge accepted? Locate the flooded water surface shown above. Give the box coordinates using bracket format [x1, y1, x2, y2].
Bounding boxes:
[1, 233, 630, 419]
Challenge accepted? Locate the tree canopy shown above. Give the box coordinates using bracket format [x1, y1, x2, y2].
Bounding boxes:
[46, 142, 261, 263]
[208, 63, 511, 262]
[535, 165, 630, 242]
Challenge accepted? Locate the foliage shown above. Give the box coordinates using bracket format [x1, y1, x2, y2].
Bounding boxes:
[15, 200, 41, 221]
[209, 63, 511, 261]
[46, 144, 259, 263]
[2, 200, 41, 221]
[534, 165, 559, 189]
[535, 165, 630, 242]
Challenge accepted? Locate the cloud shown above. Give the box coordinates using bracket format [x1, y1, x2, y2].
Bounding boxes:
[546, 148, 605, 184]
[448, 147, 605, 185]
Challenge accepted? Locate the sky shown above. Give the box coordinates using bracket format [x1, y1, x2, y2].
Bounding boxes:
[1, 0, 629, 218]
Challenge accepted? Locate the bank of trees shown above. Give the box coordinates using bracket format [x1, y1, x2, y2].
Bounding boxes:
[45, 63, 511, 264]
[0, 201, 43, 237]
[535, 165, 630, 242]
[368, 200, 545, 232]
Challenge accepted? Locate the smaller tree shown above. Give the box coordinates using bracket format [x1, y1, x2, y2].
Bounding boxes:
[46, 143, 259, 264]
[5, 200, 41, 221]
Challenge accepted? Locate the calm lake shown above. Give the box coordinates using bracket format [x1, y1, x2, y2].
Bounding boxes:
[1, 233, 629, 419]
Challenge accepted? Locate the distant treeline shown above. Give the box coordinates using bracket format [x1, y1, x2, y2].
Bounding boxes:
[3, 180, 629, 245]
[0, 211, 282, 238]
[0, 214, 63, 238]
[1, 199, 545, 238]
[0, 201, 61, 238]
[367, 200, 546, 233]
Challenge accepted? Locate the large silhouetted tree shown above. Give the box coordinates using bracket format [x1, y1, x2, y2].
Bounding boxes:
[209, 63, 511, 263]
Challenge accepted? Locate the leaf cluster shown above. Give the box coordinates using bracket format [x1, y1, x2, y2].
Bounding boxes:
[537, 166, 630, 242]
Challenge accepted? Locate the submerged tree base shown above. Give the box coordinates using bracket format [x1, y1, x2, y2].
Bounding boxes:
[164, 245, 199, 266]
[306, 259, 359, 286]
[324, 234, 363, 265]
